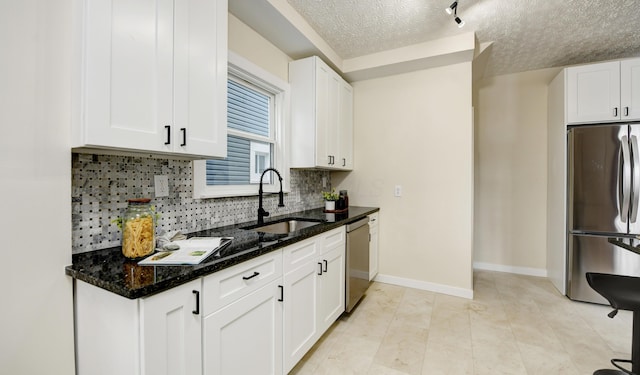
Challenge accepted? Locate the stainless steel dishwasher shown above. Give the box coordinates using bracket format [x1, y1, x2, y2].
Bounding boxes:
[345, 217, 370, 312]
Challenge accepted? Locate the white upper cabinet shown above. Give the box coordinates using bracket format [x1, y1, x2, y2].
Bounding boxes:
[338, 81, 354, 169]
[566, 58, 640, 124]
[621, 59, 640, 121]
[73, 0, 227, 159]
[290, 56, 354, 170]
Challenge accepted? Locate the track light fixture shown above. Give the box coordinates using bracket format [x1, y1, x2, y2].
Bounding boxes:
[445, 1, 465, 28]
[445, 2, 457, 15]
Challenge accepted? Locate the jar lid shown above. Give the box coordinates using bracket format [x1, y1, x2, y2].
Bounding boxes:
[127, 198, 151, 204]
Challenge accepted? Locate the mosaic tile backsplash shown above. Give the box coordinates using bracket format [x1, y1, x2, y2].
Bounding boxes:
[72, 153, 330, 254]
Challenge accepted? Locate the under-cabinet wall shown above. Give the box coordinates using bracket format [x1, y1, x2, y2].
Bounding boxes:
[72, 153, 330, 253]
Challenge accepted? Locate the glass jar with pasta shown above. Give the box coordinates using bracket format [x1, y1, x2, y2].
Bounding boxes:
[122, 198, 156, 259]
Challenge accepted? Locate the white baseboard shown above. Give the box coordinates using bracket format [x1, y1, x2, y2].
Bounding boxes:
[473, 262, 548, 278]
[373, 273, 474, 300]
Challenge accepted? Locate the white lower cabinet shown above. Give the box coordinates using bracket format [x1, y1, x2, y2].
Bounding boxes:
[141, 280, 203, 375]
[75, 227, 347, 375]
[283, 227, 346, 373]
[202, 250, 284, 375]
[283, 258, 320, 372]
[368, 212, 379, 281]
[203, 278, 283, 375]
[75, 278, 202, 375]
[317, 245, 345, 333]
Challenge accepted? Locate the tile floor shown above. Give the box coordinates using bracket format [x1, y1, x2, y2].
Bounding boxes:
[290, 270, 633, 375]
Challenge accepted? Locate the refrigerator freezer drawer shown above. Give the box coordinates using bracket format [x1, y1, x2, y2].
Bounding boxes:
[568, 234, 640, 304]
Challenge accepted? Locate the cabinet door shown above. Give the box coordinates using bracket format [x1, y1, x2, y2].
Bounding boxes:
[369, 213, 379, 281]
[315, 61, 331, 167]
[80, 0, 173, 152]
[203, 279, 283, 375]
[622, 58, 640, 121]
[338, 81, 354, 170]
[172, 0, 227, 158]
[283, 261, 319, 373]
[140, 279, 202, 375]
[317, 246, 345, 333]
[567, 61, 621, 124]
[326, 73, 342, 167]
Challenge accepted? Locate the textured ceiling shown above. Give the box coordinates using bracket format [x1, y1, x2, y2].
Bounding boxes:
[286, 0, 640, 77]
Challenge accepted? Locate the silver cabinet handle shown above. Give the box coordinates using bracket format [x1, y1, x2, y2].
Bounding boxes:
[620, 136, 631, 223]
[614, 107, 619, 117]
[625, 107, 630, 117]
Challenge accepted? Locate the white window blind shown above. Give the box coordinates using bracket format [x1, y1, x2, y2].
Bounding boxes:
[206, 78, 274, 186]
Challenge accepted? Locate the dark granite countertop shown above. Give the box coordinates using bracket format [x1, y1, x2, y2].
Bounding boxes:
[66, 206, 379, 299]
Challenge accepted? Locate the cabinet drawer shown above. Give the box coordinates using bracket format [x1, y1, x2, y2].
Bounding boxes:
[283, 237, 320, 273]
[321, 226, 345, 254]
[203, 251, 282, 315]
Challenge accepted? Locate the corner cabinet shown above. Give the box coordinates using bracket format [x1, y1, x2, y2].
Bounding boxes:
[290, 56, 354, 170]
[566, 58, 640, 124]
[72, 0, 228, 159]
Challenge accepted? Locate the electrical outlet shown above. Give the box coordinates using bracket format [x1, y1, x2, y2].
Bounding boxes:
[394, 185, 402, 197]
[154, 175, 169, 197]
[322, 176, 327, 188]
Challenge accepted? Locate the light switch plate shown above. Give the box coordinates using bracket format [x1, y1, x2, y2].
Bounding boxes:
[154, 175, 169, 197]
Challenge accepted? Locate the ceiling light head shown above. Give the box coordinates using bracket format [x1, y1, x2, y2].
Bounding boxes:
[455, 16, 465, 28]
[445, 1, 458, 15]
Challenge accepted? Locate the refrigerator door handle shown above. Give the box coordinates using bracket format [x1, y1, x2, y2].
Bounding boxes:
[631, 135, 640, 223]
[621, 136, 631, 223]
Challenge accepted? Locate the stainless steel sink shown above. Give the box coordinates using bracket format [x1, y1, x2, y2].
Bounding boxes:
[244, 219, 323, 234]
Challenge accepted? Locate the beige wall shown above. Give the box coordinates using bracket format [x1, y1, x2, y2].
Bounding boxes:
[473, 68, 561, 273]
[228, 13, 291, 81]
[229, 12, 557, 290]
[334, 63, 474, 294]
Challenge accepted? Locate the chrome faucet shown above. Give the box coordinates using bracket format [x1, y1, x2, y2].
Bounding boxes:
[258, 168, 284, 224]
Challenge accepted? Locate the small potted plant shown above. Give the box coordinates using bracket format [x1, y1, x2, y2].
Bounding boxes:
[322, 189, 339, 211]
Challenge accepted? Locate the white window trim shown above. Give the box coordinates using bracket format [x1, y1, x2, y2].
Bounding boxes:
[193, 51, 290, 199]
[249, 141, 271, 183]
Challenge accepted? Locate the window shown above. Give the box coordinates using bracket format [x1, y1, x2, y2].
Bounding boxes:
[193, 52, 290, 198]
[206, 79, 274, 185]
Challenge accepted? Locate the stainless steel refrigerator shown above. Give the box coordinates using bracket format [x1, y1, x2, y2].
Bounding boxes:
[568, 124, 640, 304]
